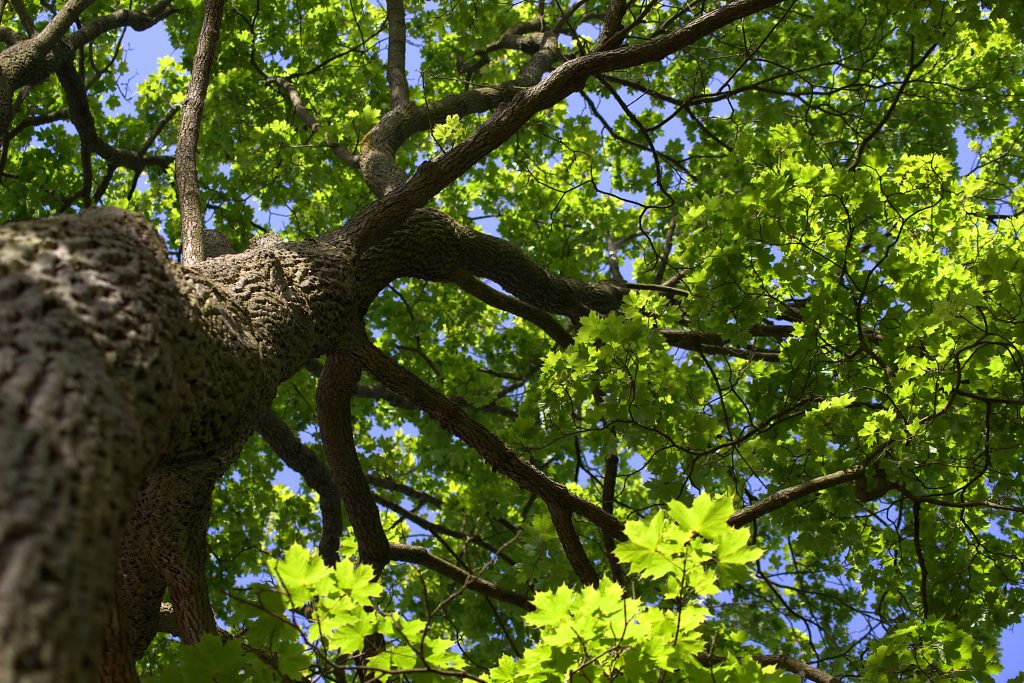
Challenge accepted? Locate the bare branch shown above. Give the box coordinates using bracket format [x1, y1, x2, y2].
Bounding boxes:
[317, 354, 390, 571]
[177, 0, 225, 264]
[373, 495, 517, 564]
[265, 75, 360, 168]
[728, 467, 864, 527]
[350, 331, 626, 539]
[255, 409, 344, 566]
[450, 273, 573, 347]
[390, 543, 532, 610]
[385, 0, 409, 108]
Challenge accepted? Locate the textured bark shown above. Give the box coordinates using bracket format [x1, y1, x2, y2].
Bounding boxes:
[0, 208, 356, 682]
[0, 206, 624, 682]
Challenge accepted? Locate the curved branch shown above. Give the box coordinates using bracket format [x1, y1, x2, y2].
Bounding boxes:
[55, 63, 173, 172]
[346, 0, 785, 235]
[66, 0, 174, 51]
[255, 409, 344, 566]
[358, 27, 561, 196]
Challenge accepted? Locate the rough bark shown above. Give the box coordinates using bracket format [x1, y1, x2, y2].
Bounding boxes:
[0, 208, 356, 682]
[0, 204, 625, 682]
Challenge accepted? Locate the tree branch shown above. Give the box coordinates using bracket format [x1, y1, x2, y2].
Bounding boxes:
[697, 652, 840, 682]
[547, 501, 599, 585]
[373, 494, 516, 565]
[358, 27, 561, 196]
[317, 354, 390, 572]
[389, 543, 532, 610]
[265, 74, 360, 168]
[177, 0, 225, 264]
[66, 0, 174, 51]
[55, 62, 173, 173]
[728, 467, 865, 527]
[350, 331, 626, 539]
[847, 40, 937, 171]
[450, 272, 574, 347]
[254, 409, 344, 566]
[385, 0, 409, 108]
[345, 0, 785, 236]
[661, 328, 781, 362]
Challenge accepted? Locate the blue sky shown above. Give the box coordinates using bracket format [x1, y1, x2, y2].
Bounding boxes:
[117, 22, 1024, 680]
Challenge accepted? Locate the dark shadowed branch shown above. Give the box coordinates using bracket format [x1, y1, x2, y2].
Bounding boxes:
[389, 544, 532, 610]
[317, 354, 391, 572]
[350, 330, 626, 538]
[255, 409, 344, 565]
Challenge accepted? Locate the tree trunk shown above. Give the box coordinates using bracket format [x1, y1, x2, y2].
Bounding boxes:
[0, 208, 352, 682]
[0, 206, 619, 682]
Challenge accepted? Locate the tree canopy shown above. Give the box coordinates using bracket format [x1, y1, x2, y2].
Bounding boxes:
[2, 0, 1024, 681]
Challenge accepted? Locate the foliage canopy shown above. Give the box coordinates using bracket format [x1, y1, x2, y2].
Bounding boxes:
[3, 0, 1024, 680]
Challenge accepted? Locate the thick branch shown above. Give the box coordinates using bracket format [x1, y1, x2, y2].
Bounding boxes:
[255, 410, 343, 565]
[697, 652, 840, 682]
[347, 209, 625, 317]
[317, 354, 390, 571]
[176, 0, 225, 264]
[547, 501, 599, 586]
[0, 0, 170, 136]
[28, 0, 96, 54]
[728, 467, 864, 527]
[385, 0, 409, 108]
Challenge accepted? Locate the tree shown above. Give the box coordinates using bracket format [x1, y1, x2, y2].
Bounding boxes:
[1, 0, 1023, 680]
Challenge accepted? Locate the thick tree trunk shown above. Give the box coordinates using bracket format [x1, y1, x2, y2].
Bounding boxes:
[0, 208, 352, 683]
[0, 206, 619, 682]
